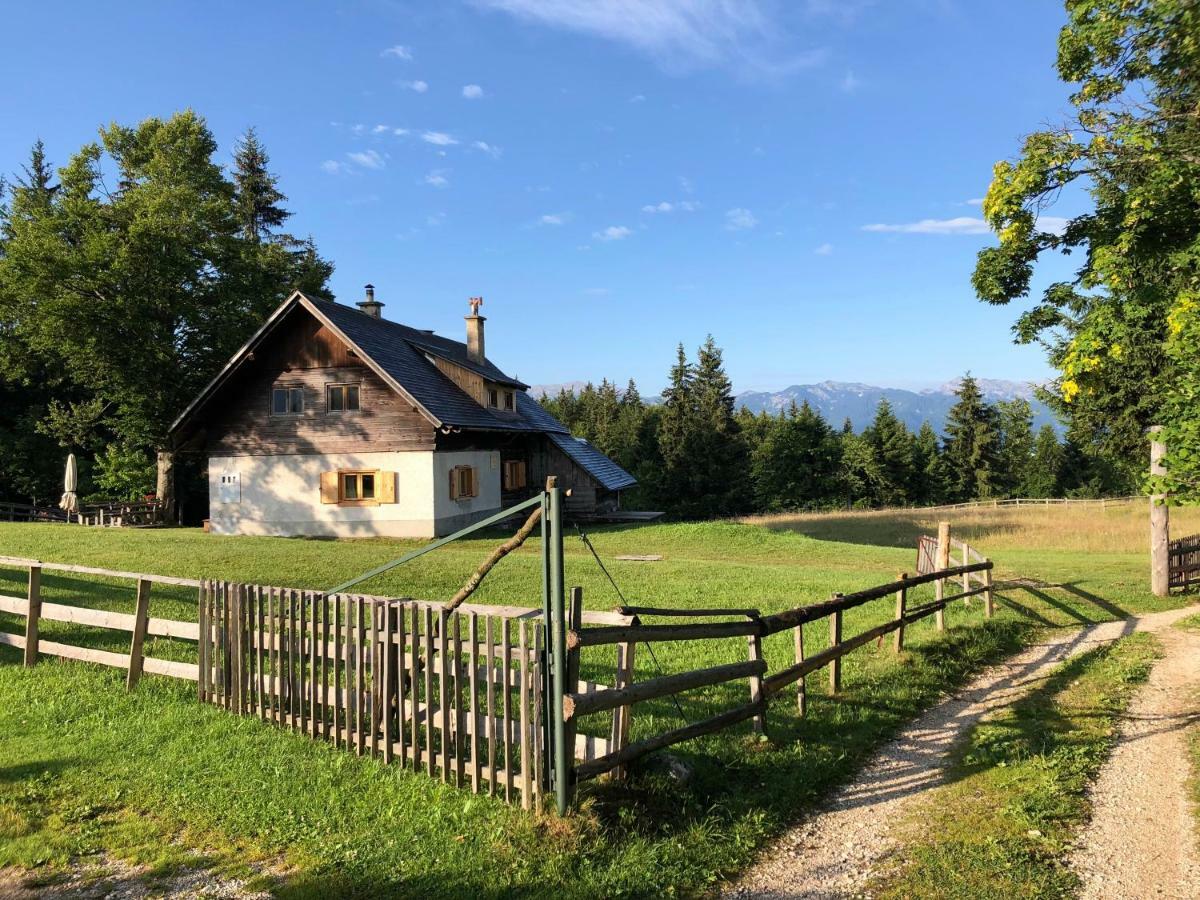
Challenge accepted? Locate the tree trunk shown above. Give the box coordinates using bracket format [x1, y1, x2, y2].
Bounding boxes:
[156, 450, 175, 525]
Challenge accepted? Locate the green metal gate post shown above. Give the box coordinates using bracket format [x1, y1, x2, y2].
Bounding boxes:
[548, 482, 571, 814]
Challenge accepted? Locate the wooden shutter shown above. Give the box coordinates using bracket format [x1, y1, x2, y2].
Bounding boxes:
[448, 467, 459, 501]
[470, 466, 479, 498]
[379, 471, 396, 503]
[320, 471, 339, 504]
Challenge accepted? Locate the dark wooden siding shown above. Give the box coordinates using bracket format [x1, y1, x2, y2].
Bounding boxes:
[206, 310, 436, 455]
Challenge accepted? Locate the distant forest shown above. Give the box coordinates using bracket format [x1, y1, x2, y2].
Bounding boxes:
[540, 337, 1134, 519]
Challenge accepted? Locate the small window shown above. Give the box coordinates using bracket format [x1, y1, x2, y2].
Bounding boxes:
[327, 383, 361, 413]
[504, 391, 515, 411]
[503, 460, 527, 491]
[341, 471, 376, 502]
[271, 387, 304, 416]
[449, 465, 478, 500]
[488, 388, 499, 408]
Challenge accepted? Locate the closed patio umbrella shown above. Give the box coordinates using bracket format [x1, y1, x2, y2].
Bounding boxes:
[58, 453, 78, 515]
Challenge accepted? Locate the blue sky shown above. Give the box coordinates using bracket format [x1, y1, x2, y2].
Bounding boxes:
[1, 1, 1080, 394]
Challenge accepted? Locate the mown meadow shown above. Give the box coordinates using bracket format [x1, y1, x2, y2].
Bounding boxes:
[0, 502, 1190, 897]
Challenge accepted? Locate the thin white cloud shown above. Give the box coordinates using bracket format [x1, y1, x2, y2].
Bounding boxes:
[472, 0, 826, 76]
[426, 212, 447, 226]
[815, 242, 834, 255]
[725, 207, 758, 230]
[382, 45, 414, 60]
[539, 212, 571, 225]
[966, 197, 984, 206]
[862, 216, 989, 235]
[422, 131, 458, 146]
[401, 79, 429, 93]
[423, 169, 450, 187]
[840, 70, 860, 92]
[320, 160, 345, 175]
[394, 127, 410, 136]
[629, 93, 646, 103]
[642, 200, 699, 213]
[372, 124, 391, 134]
[472, 140, 502, 157]
[679, 175, 695, 194]
[593, 225, 632, 241]
[347, 149, 386, 170]
[462, 84, 485, 99]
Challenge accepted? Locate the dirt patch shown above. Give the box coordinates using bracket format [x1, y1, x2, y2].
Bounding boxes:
[1067, 624, 1200, 898]
[0, 855, 274, 899]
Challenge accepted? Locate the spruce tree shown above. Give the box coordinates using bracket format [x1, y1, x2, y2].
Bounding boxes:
[232, 127, 289, 242]
[942, 373, 1003, 501]
[864, 398, 914, 506]
[1025, 424, 1064, 498]
[911, 421, 945, 505]
[996, 398, 1036, 497]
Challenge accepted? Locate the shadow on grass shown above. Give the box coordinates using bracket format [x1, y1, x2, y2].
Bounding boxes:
[0, 758, 78, 784]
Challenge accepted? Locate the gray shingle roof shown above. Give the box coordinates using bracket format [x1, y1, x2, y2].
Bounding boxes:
[310, 296, 565, 434]
[547, 432, 638, 491]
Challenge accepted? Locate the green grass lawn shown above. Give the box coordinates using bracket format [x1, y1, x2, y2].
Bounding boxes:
[0, 513, 1186, 897]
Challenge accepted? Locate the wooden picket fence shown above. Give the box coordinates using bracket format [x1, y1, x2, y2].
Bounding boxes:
[198, 582, 635, 809]
[1169, 533, 1200, 590]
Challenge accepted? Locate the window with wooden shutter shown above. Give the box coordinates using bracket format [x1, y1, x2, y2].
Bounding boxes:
[503, 460, 527, 490]
[320, 471, 339, 504]
[449, 465, 478, 500]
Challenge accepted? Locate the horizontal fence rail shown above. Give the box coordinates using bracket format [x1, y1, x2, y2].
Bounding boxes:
[0, 557, 200, 686]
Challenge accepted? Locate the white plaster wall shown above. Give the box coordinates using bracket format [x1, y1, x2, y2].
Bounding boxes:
[207, 449, 503, 538]
[433, 449, 502, 533]
[208, 451, 436, 538]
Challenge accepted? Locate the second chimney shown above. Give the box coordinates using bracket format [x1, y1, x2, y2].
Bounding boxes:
[465, 296, 485, 363]
[357, 284, 384, 319]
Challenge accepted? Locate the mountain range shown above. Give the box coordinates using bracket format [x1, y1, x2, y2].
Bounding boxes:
[529, 379, 1061, 435]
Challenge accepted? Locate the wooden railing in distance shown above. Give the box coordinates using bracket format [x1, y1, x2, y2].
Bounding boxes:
[201, 583, 635, 811]
[0, 502, 68, 524]
[0, 555, 201, 685]
[565, 557, 994, 784]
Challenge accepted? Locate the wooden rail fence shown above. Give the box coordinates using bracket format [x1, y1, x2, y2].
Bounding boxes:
[560, 530, 995, 796]
[0, 556, 201, 685]
[0, 499, 164, 527]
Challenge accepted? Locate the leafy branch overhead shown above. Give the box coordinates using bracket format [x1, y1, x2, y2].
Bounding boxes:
[972, 0, 1200, 495]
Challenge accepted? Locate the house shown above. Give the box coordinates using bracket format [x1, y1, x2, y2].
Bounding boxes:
[168, 287, 637, 538]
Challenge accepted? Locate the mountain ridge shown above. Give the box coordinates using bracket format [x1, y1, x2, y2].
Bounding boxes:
[529, 378, 1060, 434]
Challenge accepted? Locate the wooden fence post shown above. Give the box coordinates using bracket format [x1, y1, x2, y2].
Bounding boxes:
[961, 543, 970, 596]
[935, 522, 950, 632]
[828, 597, 843, 694]
[1150, 426, 1170, 596]
[984, 565, 995, 618]
[746, 625, 766, 735]
[126, 578, 152, 690]
[563, 587, 584, 805]
[793, 624, 806, 717]
[23, 565, 41, 667]
[894, 574, 907, 653]
[610, 639, 636, 779]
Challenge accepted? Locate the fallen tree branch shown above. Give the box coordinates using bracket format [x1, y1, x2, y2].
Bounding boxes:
[446, 505, 543, 611]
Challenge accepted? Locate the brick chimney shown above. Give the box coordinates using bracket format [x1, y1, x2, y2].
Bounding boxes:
[357, 284, 384, 319]
[465, 296, 485, 364]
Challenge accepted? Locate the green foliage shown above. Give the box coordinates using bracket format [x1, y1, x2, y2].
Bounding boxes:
[973, 0, 1200, 490]
[93, 443, 156, 501]
[1026, 424, 1066, 498]
[749, 401, 841, 511]
[0, 113, 333, 503]
[864, 399, 915, 506]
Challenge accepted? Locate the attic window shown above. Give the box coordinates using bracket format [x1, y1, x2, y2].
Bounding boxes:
[488, 388, 499, 408]
[504, 391, 515, 411]
[271, 386, 304, 416]
[327, 383, 360, 413]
